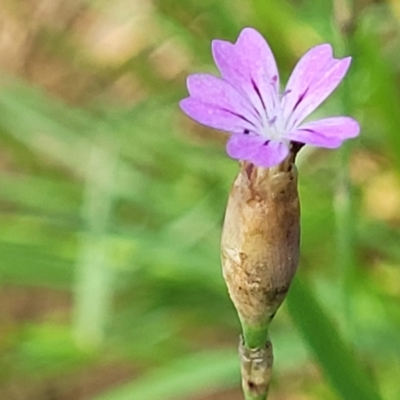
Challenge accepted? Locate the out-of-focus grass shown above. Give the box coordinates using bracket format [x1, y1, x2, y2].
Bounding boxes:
[1, 0, 400, 399]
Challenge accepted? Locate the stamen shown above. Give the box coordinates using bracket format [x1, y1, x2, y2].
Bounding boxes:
[263, 140, 270, 146]
[243, 129, 250, 135]
[268, 116, 277, 125]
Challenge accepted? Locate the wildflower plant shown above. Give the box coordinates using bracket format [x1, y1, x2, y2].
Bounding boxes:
[180, 27, 359, 400]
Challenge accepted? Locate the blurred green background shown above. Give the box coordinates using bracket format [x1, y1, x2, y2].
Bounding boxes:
[1, 0, 400, 399]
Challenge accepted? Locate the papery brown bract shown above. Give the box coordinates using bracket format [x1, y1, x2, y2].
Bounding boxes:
[221, 157, 300, 330]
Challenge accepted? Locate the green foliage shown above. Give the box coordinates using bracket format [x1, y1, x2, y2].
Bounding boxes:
[287, 278, 382, 400]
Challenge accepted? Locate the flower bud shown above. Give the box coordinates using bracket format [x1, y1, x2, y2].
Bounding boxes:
[221, 158, 300, 331]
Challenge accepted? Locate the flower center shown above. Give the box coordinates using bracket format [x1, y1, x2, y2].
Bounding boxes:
[256, 78, 288, 141]
[261, 106, 285, 141]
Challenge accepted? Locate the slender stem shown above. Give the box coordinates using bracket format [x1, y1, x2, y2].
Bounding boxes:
[240, 320, 272, 399]
[239, 336, 273, 400]
[334, 146, 356, 338]
[241, 321, 269, 349]
[73, 141, 118, 348]
[333, 0, 358, 341]
[245, 392, 269, 400]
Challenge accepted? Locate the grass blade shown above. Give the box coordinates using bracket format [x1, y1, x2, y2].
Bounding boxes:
[287, 277, 383, 400]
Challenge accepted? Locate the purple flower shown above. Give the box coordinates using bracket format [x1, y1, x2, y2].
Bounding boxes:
[180, 27, 360, 168]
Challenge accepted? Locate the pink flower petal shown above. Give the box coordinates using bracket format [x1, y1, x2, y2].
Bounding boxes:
[282, 43, 351, 129]
[286, 117, 360, 148]
[282, 44, 334, 118]
[180, 98, 254, 134]
[212, 28, 279, 116]
[226, 134, 289, 167]
[291, 58, 351, 128]
[186, 74, 259, 127]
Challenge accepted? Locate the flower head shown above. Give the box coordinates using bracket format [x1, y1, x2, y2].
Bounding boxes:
[180, 27, 360, 167]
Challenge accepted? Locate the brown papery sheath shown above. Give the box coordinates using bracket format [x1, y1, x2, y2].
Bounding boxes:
[221, 157, 300, 330]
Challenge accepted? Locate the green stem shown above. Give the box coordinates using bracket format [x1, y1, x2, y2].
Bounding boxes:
[245, 392, 268, 400]
[241, 321, 269, 349]
[239, 331, 273, 400]
[334, 145, 356, 339]
[73, 141, 118, 348]
[333, 0, 358, 341]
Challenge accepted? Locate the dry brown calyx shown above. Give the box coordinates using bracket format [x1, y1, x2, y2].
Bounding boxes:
[220, 152, 300, 330]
